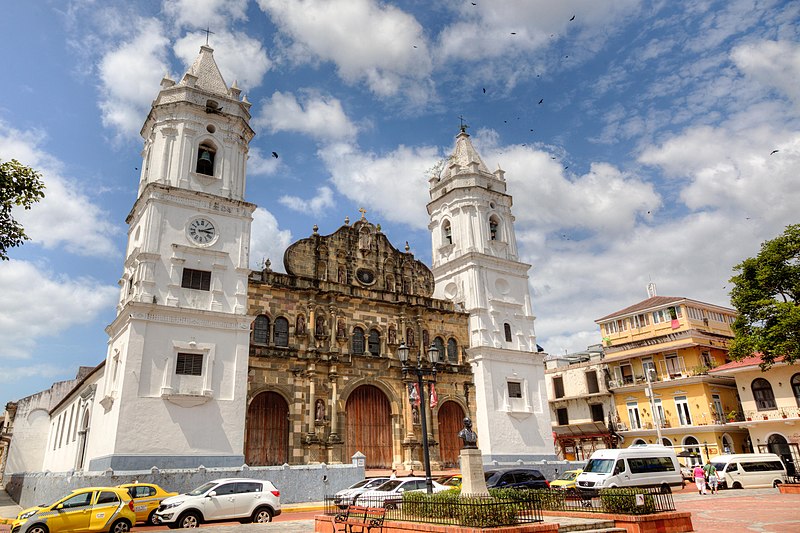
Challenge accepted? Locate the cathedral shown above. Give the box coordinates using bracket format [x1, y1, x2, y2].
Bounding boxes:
[3, 44, 554, 477]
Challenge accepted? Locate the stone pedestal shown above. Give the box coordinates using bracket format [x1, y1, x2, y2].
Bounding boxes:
[459, 448, 489, 496]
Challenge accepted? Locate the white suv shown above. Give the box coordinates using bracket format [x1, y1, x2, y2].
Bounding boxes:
[155, 478, 281, 528]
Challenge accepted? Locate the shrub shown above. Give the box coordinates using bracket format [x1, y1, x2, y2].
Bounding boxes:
[599, 488, 656, 514]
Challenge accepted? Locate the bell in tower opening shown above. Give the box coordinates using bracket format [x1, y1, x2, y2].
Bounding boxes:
[197, 144, 216, 176]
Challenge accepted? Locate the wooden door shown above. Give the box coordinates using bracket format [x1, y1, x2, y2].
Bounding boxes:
[346, 385, 392, 468]
[245, 391, 288, 465]
[437, 401, 465, 468]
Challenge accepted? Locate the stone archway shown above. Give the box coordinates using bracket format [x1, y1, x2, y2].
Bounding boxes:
[346, 385, 392, 468]
[245, 391, 289, 465]
[437, 401, 465, 468]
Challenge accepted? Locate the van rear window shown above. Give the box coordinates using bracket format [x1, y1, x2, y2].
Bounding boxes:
[627, 456, 675, 474]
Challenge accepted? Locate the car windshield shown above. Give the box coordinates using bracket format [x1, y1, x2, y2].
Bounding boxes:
[187, 482, 217, 496]
[365, 478, 388, 488]
[348, 479, 370, 489]
[374, 480, 402, 492]
[558, 471, 578, 481]
[583, 458, 614, 473]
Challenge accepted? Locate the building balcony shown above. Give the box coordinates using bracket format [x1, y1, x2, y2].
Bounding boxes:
[740, 407, 800, 423]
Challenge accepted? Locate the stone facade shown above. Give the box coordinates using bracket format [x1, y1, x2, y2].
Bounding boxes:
[246, 217, 474, 469]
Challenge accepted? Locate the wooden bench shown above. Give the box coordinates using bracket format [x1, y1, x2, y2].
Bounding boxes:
[333, 504, 386, 533]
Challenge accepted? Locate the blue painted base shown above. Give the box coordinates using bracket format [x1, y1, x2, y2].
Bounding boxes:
[88, 453, 245, 471]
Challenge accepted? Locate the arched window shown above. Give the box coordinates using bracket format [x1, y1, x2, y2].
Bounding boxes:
[352, 327, 365, 355]
[273, 317, 289, 347]
[632, 438, 647, 445]
[433, 337, 445, 362]
[368, 329, 381, 356]
[196, 143, 216, 176]
[489, 216, 500, 241]
[792, 373, 800, 407]
[752, 378, 776, 411]
[253, 315, 270, 344]
[504, 323, 512, 342]
[683, 436, 702, 466]
[443, 220, 452, 245]
[447, 338, 458, 363]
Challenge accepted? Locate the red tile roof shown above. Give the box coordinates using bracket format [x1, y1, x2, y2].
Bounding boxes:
[709, 353, 785, 373]
[596, 296, 685, 322]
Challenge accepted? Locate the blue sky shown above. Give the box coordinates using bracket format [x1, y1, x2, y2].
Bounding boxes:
[1, 0, 798, 407]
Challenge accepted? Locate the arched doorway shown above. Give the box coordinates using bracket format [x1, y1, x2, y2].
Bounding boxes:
[437, 401, 465, 468]
[346, 385, 392, 468]
[245, 391, 289, 465]
[764, 433, 797, 477]
[683, 436, 702, 466]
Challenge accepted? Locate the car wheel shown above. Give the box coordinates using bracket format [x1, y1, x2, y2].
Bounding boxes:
[252, 507, 273, 523]
[177, 511, 201, 528]
[27, 524, 48, 533]
[660, 483, 671, 494]
[109, 519, 131, 533]
[147, 510, 160, 526]
[732, 482, 743, 489]
[384, 502, 397, 510]
[773, 480, 782, 488]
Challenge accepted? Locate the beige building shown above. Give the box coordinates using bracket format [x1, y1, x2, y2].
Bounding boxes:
[245, 217, 473, 470]
[545, 345, 616, 461]
[710, 355, 800, 478]
[597, 290, 749, 463]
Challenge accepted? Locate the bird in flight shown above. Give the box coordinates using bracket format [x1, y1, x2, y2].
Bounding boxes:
[272, 152, 279, 158]
[570, 15, 576, 21]
[538, 98, 544, 104]
[483, 88, 486, 93]
[511, 32, 517, 35]
[770, 149, 779, 155]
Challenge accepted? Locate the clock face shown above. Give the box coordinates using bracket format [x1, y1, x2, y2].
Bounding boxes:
[187, 218, 216, 245]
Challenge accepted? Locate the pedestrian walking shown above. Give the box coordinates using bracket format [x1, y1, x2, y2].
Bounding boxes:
[704, 461, 719, 494]
[693, 464, 707, 494]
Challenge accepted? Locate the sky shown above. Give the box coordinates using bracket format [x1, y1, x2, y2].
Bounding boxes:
[1, 0, 798, 407]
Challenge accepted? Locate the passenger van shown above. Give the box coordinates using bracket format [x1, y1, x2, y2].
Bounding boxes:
[710, 453, 787, 489]
[575, 445, 682, 494]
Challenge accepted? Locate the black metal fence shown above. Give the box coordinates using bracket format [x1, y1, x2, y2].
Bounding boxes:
[535, 486, 675, 514]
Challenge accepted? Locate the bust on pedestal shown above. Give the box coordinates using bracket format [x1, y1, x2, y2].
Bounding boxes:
[458, 417, 489, 496]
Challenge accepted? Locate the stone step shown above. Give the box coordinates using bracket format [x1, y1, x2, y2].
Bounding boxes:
[557, 521, 617, 532]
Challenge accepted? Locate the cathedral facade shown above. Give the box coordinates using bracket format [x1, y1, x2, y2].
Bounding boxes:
[244, 217, 474, 469]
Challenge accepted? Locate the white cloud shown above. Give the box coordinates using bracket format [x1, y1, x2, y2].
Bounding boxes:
[0, 260, 117, 359]
[731, 40, 800, 106]
[163, 0, 249, 29]
[0, 364, 72, 384]
[256, 0, 433, 99]
[320, 142, 440, 230]
[0, 122, 120, 257]
[255, 91, 358, 141]
[249, 207, 293, 272]
[173, 30, 271, 91]
[279, 186, 335, 216]
[247, 147, 281, 177]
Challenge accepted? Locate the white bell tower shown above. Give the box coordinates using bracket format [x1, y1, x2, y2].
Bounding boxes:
[89, 46, 256, 470]
[427, 126, 555, 463]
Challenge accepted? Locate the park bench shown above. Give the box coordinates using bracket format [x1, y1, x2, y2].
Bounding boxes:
[333, 504, 386, 533]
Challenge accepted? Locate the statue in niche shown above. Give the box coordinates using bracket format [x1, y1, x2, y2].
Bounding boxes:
[406, 328, 414, 346]
[359, 226, 371, 252]
[315, 399, 325, 423]
[422, 330, 430, 349]
[412, 405, 420, 425]
[388, 325, 397, 345]
[296, 314, 306, 336]
[338, 266, 346, 284]
[458, 417, 478, 449]
[315, 314, 326, 337]
[337, 319, 346, 339]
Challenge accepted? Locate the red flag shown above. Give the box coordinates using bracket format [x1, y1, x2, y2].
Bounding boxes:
[430, 383, 438, 408]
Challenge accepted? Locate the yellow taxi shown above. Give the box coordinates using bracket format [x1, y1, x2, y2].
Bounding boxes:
[12, 487, 135, 533]
[117, 483, 178, 525]
[549, 469, 583, 492]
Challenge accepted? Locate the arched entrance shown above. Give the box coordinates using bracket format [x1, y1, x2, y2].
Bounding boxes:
[437, 401, 465, 468]
[763, 434, 797, 477]
[346, 385, 392, 468]
[245, 391, 289, 465]
[683, 436, 702, 466]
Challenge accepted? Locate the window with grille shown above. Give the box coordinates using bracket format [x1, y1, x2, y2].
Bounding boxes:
[751, 378, 776, 410]
[368, 329, 381, 356]
[508, 381, 522, 398]
[553, 376, 565, 399]
[352, 327, 365, 355]
[433, 337, 445, 361]
[447, 338, 458, 363]
[253, 315, 270, 344]
[176, 353, 203, 376]
[273, 317, 289, 347]
[181, 268, 211, 291]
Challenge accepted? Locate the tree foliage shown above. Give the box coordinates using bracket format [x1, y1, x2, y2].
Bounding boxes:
[729, 224, 800, 367]
[0, 158, 45, 260]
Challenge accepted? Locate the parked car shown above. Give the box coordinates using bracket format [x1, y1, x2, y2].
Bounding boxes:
[154, 478, 281, 528]
[575, 444, 682, 494]
[550, 469, 583, 492]
[711, 453, 787, 489]
[679, 463, 694, 482]
[333, 477, 390, 508]
[117, 482, 178, 525]
[357, 477, 447, 508]
[484, 468, 550, 490]
[12, 487, 136, 533]
[437, 474, 462, 488]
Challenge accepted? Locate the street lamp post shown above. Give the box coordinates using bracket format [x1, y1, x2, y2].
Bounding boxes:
[645, 368, 663, 444]
[398, 341, 439, 494]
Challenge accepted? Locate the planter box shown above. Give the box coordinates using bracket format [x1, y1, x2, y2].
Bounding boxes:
[778, 484, 800, 494]
[541, 510, 693, 533]
[314, 516, 559, 533]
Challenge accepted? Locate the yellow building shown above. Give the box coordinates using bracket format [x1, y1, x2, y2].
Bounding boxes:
[596, 293, 750, 464]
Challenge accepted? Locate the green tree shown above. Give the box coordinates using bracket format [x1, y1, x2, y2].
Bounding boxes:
[729, 224, 800, 367]
[0, 158, 45, 260]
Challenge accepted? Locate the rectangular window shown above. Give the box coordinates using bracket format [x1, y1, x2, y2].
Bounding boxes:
[664, 354, 683, 378]
[701, 351, 714, 368]
[590, 403, 604, 422]
[176, 352, 203, 376]
[620, 363, 634, 384]
[586, 371, 599, 394]
[687, 307, 705, 320]
[675, 396, 692, 425]
[181, 268, 211, 291]
[508, 381, 522, 399]
[604, 321, 618, 335]
[653, 398, 665, 427]
[553, 376, 565, 399]
[628, 456, 675, 474]
[627, 401, 641, 429]
[632, 313, 650, 328]
[556, 407, 569, 425]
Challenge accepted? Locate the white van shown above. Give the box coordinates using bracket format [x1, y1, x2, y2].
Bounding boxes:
[575, 445, 682, 494]
[710, 453, 787, 489]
